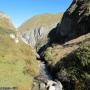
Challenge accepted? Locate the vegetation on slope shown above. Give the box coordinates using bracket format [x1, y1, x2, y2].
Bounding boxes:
[0, 24, 39, 89]
[0, 12, 15, 31]
[54, 42, 90, 90]
[43, 32, 90, 90]
[19, 13, 63, 32]
[44, 33, 90, 67]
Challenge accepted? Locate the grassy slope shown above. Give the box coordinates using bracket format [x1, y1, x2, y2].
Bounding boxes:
[44, 33, 90, 66]
[54, 42, 90, 90]
[19, 13, 63, 32]
[0, 27, 39, 89]
[0, 16, 15, 31]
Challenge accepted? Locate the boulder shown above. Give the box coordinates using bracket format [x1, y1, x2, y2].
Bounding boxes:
[40, 82, 46, 90]
[46, 80, 63, 90]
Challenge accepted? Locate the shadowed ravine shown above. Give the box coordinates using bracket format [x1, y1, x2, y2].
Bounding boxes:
[32, 59, 63, 90]
[18, 0, 90, 89]
[20, 35, 63, 90]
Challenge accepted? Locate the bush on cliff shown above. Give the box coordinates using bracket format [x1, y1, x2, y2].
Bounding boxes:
[54, 42, 90, 90]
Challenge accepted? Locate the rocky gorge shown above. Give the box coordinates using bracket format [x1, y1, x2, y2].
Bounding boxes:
[0, 0, 89, 90]
[19, 13, 64, 90]
[19, 0, 90, 90]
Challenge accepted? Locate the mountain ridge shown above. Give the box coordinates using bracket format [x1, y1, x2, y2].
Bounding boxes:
[19, 13, 63, 32]
[0, 12, 15, 34]
[19, 13, 63, 51]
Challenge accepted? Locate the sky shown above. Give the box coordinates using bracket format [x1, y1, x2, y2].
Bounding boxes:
[0, 0, 72, 27]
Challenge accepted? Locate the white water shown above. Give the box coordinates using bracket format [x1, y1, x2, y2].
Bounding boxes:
[39, 62, 63, 90]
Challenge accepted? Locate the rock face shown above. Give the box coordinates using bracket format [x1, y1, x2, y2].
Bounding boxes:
[20, 26, 50, 50]
[19, 14, 63, 51]
[56, 0, 90, 41]
[42, 0, 90, 90]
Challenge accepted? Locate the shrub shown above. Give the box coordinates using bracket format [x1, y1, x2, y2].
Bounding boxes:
[54, 42, 90, 90]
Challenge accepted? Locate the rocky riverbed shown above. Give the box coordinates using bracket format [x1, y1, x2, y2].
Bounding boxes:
[32, 61, 63, 90]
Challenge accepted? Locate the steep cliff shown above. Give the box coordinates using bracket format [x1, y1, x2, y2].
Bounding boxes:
[42, 0, 90, 90]
[56, 0, 90, 42]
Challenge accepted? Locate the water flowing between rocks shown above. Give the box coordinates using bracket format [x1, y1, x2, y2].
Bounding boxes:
[32, 59, 63, 90]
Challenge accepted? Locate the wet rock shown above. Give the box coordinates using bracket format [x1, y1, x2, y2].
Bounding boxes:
[40, 83, 46, 90]
[32, 82, 40, 90]
[33, 61, 63, 90]
[48, 86, 55, 90]
[47, 80, 63, 90]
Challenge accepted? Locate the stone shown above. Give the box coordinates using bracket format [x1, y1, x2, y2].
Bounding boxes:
[46, 80, 63, 90]
[32, 82, 40, 90]
[10, 34, 15, 39]
[40, 83, 46, 90]
[48, 86, 55, 90]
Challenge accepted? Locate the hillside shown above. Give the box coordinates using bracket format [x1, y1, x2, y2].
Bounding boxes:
[18, 0, 90, 90]
[0, 13, 40, 90]
[0, 12, 15, 31]
[18, 13, 63, 51]
[42, 0, 90, 90]
[19, 13, 63, 32]
[0, 0, 90, 90]
[44, 33, 90, 66]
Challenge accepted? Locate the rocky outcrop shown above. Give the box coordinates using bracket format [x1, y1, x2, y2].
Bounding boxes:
[19, 14, 63, 51]
[56, 0, 90, 41]
[20, 26, 51, 50]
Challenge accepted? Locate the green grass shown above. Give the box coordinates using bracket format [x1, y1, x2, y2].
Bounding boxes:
[0, 31, 39, 90]
[0, 13, 40, 90]
[0, 14, 15, 31]
[75, 42, 90, 67]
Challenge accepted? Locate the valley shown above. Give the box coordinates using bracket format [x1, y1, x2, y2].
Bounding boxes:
[0, 0, 90, 90]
